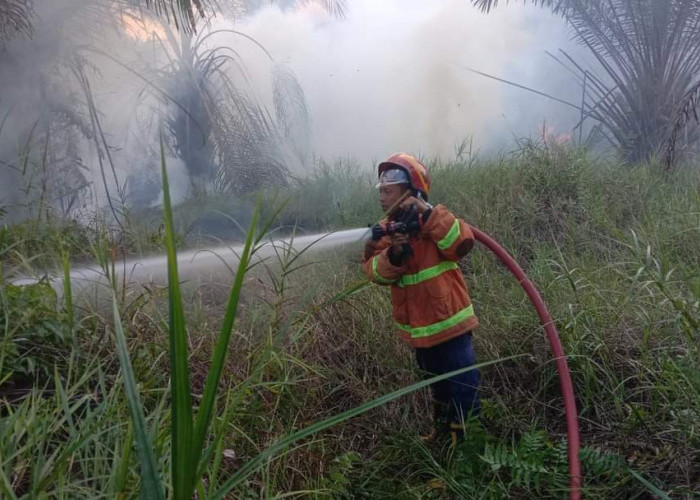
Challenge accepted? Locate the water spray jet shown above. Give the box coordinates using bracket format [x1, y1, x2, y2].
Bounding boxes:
[10, 228, 369, 300]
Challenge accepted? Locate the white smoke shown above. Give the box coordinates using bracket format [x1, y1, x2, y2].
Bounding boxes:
[228, 0, 582, 162]
[0, 0, 587, 222]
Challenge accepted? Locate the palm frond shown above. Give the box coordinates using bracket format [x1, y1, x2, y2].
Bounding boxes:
[0, 0, 34, 45]
[664, 79, 700, 168]
[150, 26, 310, 194]
[299, 0, 348, 19]
[477, 0, 700, 166]
[112, 0, 212, 33]
[273, 64, 312, 166]
[565, 0, 700, 163]
[471, 0, 570, 14]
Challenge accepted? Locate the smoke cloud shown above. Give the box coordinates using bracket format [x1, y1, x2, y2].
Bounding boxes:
[0, 0, 586, 221]
[232, 0, 582, 162]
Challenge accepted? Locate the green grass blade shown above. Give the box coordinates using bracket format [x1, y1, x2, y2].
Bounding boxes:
[160, 136, 195, 499]
[0, 467, 18, 500]
[255, 196, 291, 246]
[310, 279, 370, 312]
[62, 250, 73, 334]
[191, 197, 261, 476]
[111, 295, 164, 500]
[212, 355, 522, 499]
[628, 469, 671, 500]
[54, 365, 77, 438]
[207, 389, 236, 496]
[113, 420, 134, 498]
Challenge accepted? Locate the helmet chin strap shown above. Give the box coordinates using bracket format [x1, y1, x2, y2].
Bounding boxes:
[415, 190, 432, 205]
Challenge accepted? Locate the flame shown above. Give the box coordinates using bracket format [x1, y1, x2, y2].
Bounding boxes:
[541, 125, 572, 145]
[119, 11, 167, 41]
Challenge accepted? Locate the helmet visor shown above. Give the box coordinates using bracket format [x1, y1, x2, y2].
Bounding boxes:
[376, 168, 409, 188]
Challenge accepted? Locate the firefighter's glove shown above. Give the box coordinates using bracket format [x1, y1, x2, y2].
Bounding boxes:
[396, 204, 423, 235]
[389, 233, 410, 265]
[371, 223, 385, 241]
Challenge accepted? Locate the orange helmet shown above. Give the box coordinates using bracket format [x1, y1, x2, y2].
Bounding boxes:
[378, 153, 431, 200]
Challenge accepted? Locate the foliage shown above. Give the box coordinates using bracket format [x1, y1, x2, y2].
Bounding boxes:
[0, 281, 71, 381]
[153, 25, 311, 195]
[0, 0, 320, 222]
[474, 0, 700, 167]
[0, 0, 33, 47]
[666, 79, 700, 167]
[106, 145, 505, 498]
[0, 143, 698, 497]
[0, 1, 348, 45]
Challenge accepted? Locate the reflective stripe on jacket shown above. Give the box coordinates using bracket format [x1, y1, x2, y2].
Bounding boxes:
[362, 204, 479, 348]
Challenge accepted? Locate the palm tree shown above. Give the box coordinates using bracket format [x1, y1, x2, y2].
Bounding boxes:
[153, 24, 311, 195]
[473, 0, 700, 166]
[0, 0, 337, 209]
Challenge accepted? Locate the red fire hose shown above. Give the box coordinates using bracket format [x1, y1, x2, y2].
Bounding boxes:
[471, 226, 582, 499]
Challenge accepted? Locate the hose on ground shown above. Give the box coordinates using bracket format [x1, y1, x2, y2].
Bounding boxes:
[471, 226, 582, 499]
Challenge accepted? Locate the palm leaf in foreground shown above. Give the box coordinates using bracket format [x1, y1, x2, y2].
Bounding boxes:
[160, 135, 196, 499]
[110, 295, 164, 499]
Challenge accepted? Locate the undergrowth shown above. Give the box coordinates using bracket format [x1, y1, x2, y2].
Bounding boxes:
[1, 142, 698, 498]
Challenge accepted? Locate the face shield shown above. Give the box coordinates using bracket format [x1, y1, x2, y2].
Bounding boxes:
[376, 168, 409, 188]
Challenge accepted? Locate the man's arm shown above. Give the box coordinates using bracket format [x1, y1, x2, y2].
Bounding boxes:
[421, 204, 474, 261]
[362, 236, 407, 286]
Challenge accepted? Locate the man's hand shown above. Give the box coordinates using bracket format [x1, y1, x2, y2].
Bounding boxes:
[399, 196, 430, 214]
[371, 224, 385, 241]
[390, 232, 409, 254]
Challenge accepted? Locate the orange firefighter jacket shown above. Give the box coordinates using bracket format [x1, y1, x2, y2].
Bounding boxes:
[362, 205, 479, 348]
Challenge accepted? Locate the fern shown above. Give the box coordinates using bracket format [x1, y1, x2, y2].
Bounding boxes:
[453, 429, 628, 496]
[580, 446, 626, 479]
[518, 431, 549, 456]
[553, 439, 569, 468]
[481, 433, 550, 491]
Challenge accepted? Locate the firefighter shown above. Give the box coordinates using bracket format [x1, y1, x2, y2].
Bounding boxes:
[363, 153, 481, 445]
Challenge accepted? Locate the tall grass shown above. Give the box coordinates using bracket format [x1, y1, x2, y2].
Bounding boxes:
[1, 141, 698, 497]
[126, 144, 508, 498]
